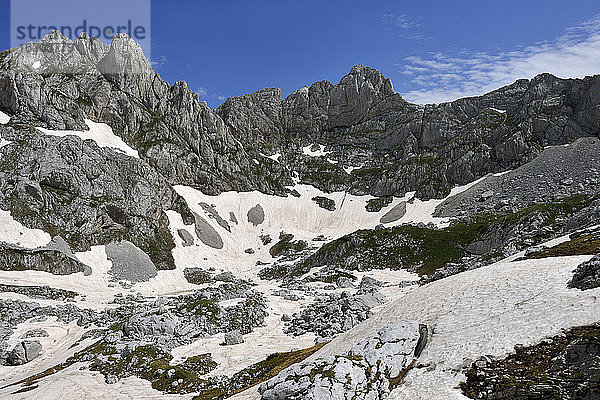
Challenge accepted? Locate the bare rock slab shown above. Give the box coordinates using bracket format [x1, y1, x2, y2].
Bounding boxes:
[380, 201, 407, 224]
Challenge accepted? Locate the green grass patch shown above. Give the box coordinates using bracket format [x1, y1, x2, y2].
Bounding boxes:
[517, 233, 600, 261]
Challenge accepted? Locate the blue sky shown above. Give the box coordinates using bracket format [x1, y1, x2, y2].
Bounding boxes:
[1, 0, 600, 107]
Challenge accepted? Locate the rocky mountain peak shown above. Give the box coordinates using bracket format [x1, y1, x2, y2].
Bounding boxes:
[281, 64, 405, 136]
[97, 33, 153, 78]
[37, 29, 72, 44]
[74, 32, 109, 65]
[344, 64, 395, 96]
[3, 30, 87, 75]
[216, 87, 283, 144]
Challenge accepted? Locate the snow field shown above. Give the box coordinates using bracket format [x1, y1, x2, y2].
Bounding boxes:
[310, 247, 600, 399]
[0, 111, 10, 124]
[37, 119, 139, 158]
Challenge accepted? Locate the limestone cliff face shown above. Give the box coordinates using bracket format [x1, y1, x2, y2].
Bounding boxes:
[1, 31, 600, 202]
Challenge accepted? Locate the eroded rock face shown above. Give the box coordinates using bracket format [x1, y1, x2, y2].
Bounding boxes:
[434, 137, 600, 219]
[3, 32, 600, 204]
[0, 126, 192, 271]
[260, 321, 426, 400]
[0, 30, 290, 198]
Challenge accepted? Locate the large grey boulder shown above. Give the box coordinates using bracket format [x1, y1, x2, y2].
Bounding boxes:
[105, 240, 157, 282]
[247, 204, 265, 226]
[222, 330, 244, 346]
[380, 201, 407, 224]
[177, 229, 194, 247]
[7, 340, 42, 365]
[193, 213, 224, 249]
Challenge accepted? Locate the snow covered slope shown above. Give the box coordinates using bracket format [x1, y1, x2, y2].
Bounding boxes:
[0, 111, 10, 124]
[0, 209, 51, 248]
[37, 119, 139, 158]
[308, 248, 599, 399]
[170, 179, 485, 280]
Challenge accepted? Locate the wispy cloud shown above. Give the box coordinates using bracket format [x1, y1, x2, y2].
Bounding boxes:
[192, 86, 227, 107]
[149, 55, 168, 68]
[382, 13, 419, 30]
[400, 15, 600, 104]
[381, 13, 430, 40]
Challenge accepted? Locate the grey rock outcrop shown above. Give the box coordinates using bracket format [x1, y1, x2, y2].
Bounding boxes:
[0, 284, 77, 300]
[20, 328, 49, 339]
[568, 254, 600, 291]
[0, 243, 88, 275]
[286, 287, 387, 339]
[260, 321, 425, 400]
[462, 325, 600, 400]
[311, 196, 336, 211]
[122, 312, 178, 338]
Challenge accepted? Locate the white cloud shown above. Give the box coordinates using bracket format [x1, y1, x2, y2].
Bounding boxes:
[196, 87, 208, 96]
[382, 13, 419, 30]
[401, 15, 600, 104]
[149, 55, 168, 68]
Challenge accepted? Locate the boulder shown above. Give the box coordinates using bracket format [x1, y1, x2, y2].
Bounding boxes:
[177, 229, 194, 246]
[223, 330, 244, 345]
[7, 340, 42, 365]
[247, 204, 265, 226]
[106, 240, 157, 282]
[193, 213, 224, 249]
[380, 201, 407, 224]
